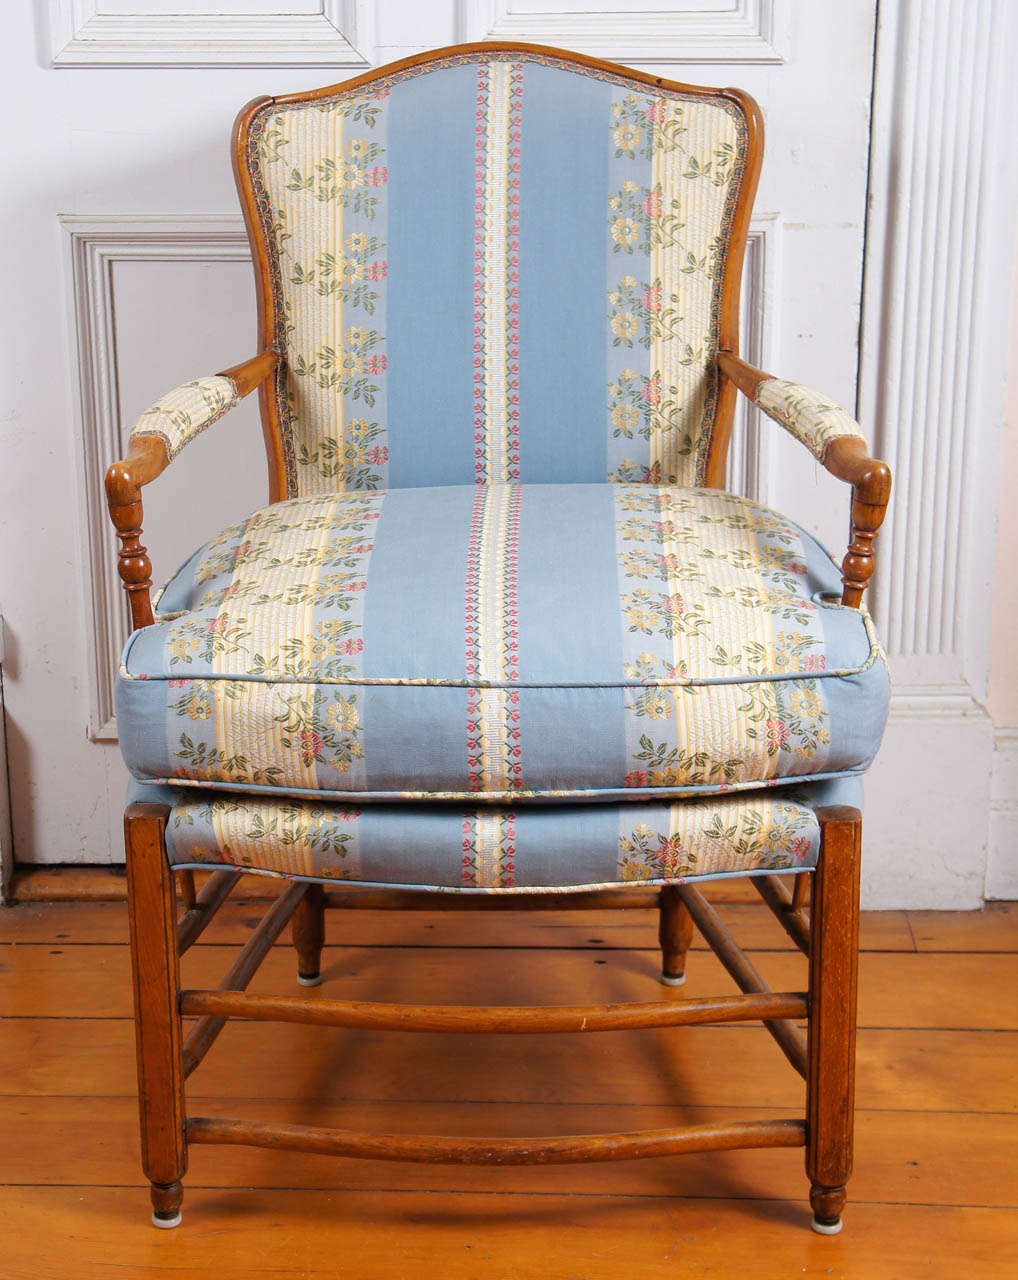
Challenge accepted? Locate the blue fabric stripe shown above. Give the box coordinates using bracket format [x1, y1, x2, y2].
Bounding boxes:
[516, 65, 612, 483]
[385, 66, 478, 488]
[361, 485, 475, 678]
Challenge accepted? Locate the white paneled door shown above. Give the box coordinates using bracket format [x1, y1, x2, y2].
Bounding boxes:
[1, 4, 884, 881]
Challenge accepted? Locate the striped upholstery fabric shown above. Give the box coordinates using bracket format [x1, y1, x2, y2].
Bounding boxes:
[134, 779, 851, 891]
[130, 376, 239, 460]
[241, 50, 751, 496]
[755, 378, 867, 461]
[118, 484, 889, 803]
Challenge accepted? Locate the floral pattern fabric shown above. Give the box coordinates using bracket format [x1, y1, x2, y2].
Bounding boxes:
[241, 50, 749, 497]
[755, 377, 867, 461]
[117, 483, 889, 803]
[151, 782, 825, 890]
[129, 376, 239, 460]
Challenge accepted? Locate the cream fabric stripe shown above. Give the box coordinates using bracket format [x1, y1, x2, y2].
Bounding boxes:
[646, 99, 737, 484]
[656, 489, 776, 782]
[472, 810, 504, 889]
[211, 494, 340, 811]
[474, 485, 519, 792]
[275, 107, 346, 496]
[211, 805, 315, 878]
[481, 62, 514, 482]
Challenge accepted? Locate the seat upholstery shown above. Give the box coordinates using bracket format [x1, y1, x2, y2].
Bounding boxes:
[133, 779, 859, 891]
[117, 483, 888, 804]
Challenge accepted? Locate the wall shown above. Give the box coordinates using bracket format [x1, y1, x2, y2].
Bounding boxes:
[1, 1, 1014, 908]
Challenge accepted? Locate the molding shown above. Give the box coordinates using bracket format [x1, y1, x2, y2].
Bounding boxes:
[61, 214, 251, 741]
[728, 213, 781, 506]
[888, 683, 989, 721]
[456, 0, 786, 64]
[49, 1, 374, 69]
[987, 727, 1018, 899]
[858, 0, 1018, 691]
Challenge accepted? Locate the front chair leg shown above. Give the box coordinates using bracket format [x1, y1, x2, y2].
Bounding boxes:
[658, 885, 694, 986]
[125, 802, 187, 1228]
[807, 807, 862, 1234]
[292, 882, 326, 986]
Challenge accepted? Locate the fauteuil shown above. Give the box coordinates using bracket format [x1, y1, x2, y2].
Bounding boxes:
[105, 42, 890, 1235]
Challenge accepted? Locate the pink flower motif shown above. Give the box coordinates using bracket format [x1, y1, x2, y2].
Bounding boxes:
[299, 729, 324, 759]
[646, 102, 666, 123]
[168, 679, 186, 688]
[367, 260, 388, 280]
[790, 836, 812, 861]
[340, 637, 364, 655]
[642, 376, 662, 405]
[206, 617, 227, 634]
[663, 594, 684, 616]
[367, 354, 388, 374]
[642, 189, 664, 218]
[766, 719, 791, 747]
[642, 284, 662, 312]
[803, 654, 827, 671]
[367, 445, 389, 465]
[369, 166, 388, 186]
[625, 770, 649, 788]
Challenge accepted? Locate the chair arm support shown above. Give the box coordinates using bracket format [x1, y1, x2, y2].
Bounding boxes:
[105, 351, 277, 629]
[717, 352, 891, 608]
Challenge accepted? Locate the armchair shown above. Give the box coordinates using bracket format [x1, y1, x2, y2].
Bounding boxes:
[105, 42, 890, 1236]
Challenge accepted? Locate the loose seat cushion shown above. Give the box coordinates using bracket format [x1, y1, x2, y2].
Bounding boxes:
[134, 779, 858, 891]
[117, 483, 888, 803]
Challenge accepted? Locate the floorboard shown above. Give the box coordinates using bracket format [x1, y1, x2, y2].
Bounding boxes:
[0, 895, 1014, 1276]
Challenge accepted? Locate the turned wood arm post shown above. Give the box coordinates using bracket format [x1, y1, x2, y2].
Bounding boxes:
[104, 351, 277, 631]
[716, 352, 892, 608]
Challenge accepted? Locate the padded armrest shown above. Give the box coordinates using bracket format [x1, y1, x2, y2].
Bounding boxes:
[130, 376, 241, 460]
[753, 377, 867, 463]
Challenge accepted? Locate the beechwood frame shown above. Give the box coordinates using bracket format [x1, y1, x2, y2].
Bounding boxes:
[105, 43, 890, 1235]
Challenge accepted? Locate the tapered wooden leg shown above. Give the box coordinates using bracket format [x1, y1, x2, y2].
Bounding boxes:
[807, 807, 862, 1234]
[658, 885, 695, 986]
[125, 802, 187, 1228]
[292, 882, 326, 986]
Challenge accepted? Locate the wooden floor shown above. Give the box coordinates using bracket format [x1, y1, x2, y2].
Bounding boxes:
[1, 884, 1016, 1279]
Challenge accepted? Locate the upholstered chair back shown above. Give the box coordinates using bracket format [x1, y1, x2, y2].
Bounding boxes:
[238, 47, 756, 498]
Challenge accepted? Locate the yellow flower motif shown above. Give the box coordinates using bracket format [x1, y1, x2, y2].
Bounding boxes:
[346, 326, 370, 348]
[621, 856, 655, 883]
[341, 163, 366, 188]
[622, 178, 640, 193]
[609, 196, 621, 210]
[608, 291, 620, 305]
[633, 824, 655, 839]
[328, 698, 360, 733]
[611, 218, 641, 249]
[168, 634, 199, 660]
[340, 353, 365, 377]
[621, 367, 639, 380]
[626, 607, 657, 631]
[612, 405, 641, 432]
[643, 695, 673, 720]
[611, 311, 641, 342]
[612, 102, 624, 117]
[348, 139, 369, 159]
[614, 128, 644, 153]
[345, 232, 370, 254]
[620, 275, 638, 289]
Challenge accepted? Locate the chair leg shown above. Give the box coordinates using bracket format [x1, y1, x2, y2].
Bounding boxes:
[125, 802, 187, 1228]
[292, 882, 326, 986]
[807, 807, 862, 1235]
[658, 885, 694, 985]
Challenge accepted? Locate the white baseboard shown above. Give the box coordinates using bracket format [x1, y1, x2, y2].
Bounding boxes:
[862, 691, 995, 910]
[987, 728, 1018, 900]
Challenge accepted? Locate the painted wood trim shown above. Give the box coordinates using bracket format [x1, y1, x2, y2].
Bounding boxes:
[61, 215, 252, 740]
[455, 0, 787, 64]
[48, 0, 375, 69]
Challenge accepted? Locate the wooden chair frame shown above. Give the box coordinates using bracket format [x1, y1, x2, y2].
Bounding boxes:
[104, 43, 886, 1236]
[127, 801, 860, 1233]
